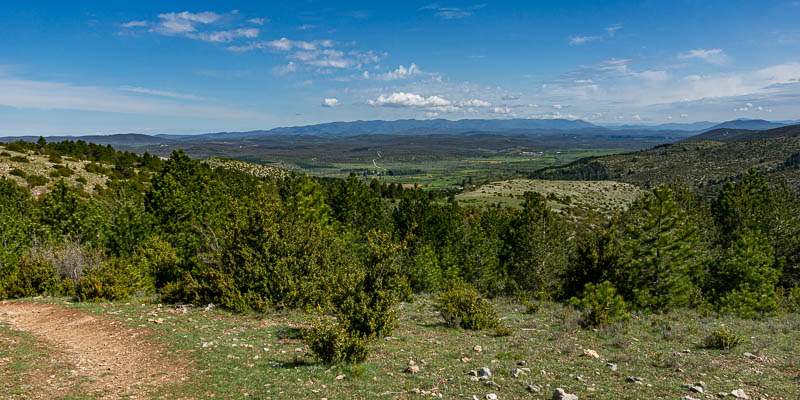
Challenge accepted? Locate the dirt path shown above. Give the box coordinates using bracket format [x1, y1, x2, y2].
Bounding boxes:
[0, 301, 190, 399]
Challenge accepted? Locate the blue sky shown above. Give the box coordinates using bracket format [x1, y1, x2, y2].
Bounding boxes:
[1, 1, 800, 135]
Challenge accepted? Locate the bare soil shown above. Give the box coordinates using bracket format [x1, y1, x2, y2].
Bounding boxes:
[0, 301, 190, 399]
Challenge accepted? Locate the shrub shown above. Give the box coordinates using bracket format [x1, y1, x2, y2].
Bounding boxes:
[10, 156, 28, 163]
[335, 231, 408, 339]
[9, 168, 26, 178]
[437, 283, 499, 330]
[569, 281, 630, 328]
[0, 151, 10, 156]
[305, 317, 369, 363]
[28, 239, 104, 286]
[75, 259, 144, 301]
[704, 326, 745, 350]
[1, 256, 65, 298]
[25, 174, 48, 187]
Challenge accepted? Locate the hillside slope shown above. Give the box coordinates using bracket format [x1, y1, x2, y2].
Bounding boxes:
[532, 125, 800, 192]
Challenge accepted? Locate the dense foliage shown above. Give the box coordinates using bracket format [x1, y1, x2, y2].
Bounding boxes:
[2, 140, 800, 354]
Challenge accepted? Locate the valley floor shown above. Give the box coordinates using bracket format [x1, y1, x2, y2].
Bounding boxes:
[1, 298, 798, 399]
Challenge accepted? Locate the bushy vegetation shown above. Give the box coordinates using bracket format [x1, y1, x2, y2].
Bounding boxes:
[436, 284, 499, 329]
[2, 140, 800, 364]
[569, 281, 629, 328]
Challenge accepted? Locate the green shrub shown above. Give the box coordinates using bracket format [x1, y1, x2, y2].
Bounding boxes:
[704, 326, 745, 350]
[0, 256, 66, 298]
[9, 156, 28, 163]
[25, 174, 48, 187]
[776, 286, 800, 313]
[49, 165, 74, 178]
[9, 168, 26, 178]
[436, 283, 499, 330]
[0, 151, 11, 156]
[75, 259, 144, 301]
[335, 231, 408, 339]
[493, 325, 513, 337]
[569, 281, 630, 328]
[305, 317, 370, 363]
[75, 176, 87, 184]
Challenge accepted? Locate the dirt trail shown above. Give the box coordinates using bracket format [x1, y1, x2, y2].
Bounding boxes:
[0, 301, 190, 399]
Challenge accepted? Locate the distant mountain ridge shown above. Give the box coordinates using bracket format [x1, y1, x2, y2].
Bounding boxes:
[156, 118, 602, 141]
[2, 118, 797, 145]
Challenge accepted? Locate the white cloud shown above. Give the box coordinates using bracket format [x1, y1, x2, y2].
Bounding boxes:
[154, 11, 221, 35]
[632, 70, 670, 82]
[322, 98, 340, 107]
[420, 4, 487, 19]
[425, 112, 440, 118]
[367, 92, 490, 113]
[606, 24, 622, 37]
[0, 76, 271, 121]
[272, 61, 297, 75]
[570, 35, 601, 45]
[552, 104, 563, 109]
[678, 48, 729, 65]
[193, 28, 259, 43]
[120, 20, 147, 28]
[458, 99, 491, 107]
[372, 64, 426, 81]
[369, 92, 451, 108]
[756, 62, 800, 84]
[265, 37, 333, 51]
[299, 24, 317, 30]
[118, 86, 204, 100]
[248, 18, 268, 25]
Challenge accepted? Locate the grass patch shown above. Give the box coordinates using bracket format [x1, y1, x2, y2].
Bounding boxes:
[39, 297, 800, 399]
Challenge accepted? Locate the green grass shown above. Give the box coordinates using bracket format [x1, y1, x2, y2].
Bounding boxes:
[27, 297, 799, 399]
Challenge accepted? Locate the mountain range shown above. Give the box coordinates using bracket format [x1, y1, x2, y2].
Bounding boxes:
[1, 118, 798, 145]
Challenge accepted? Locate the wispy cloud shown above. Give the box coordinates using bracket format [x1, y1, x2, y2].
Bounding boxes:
[678, 48, 729, 65]
[605, 23, 623, 37]
[570, 35, 601, 45]
[0, 76, 272, 121]
[420, 3, 487, 19]
[119, 86, 205, 100]
[153, 11, 221, 35]
[248, 18, 268, 25]
[120, 20, 148, 28]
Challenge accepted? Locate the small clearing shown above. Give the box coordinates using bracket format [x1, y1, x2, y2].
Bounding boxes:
[0, 301, 190, 399]
[456, 178, 643, 213]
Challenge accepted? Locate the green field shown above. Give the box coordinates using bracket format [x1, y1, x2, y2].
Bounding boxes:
[255, 150, 624, 191]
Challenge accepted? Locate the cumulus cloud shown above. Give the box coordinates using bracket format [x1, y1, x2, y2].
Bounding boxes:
[678, 48, 729, 65]
[248, 18, 268, 25]
[322, 98, 340, 107]
[569, 35, 601, 45]
[367, 92, 490, 113]
[369, 92, 451, 108]
[371, 64, 426, 81]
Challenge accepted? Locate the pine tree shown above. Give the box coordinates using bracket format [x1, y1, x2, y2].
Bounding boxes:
[616, 185, 701, 311]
